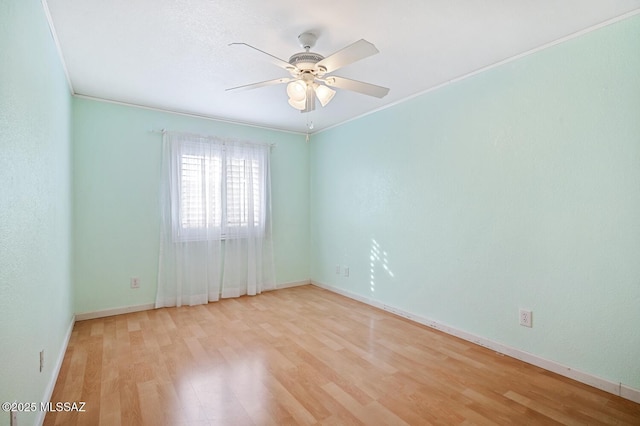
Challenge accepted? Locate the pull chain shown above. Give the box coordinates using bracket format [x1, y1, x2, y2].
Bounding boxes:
[305, 110, 314, 142]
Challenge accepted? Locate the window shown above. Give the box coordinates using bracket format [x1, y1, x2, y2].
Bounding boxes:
[180, 153, 222, 231]
[171, 137, 268, 241]
[157, 131, 275, 307]
[225, 157, 261, 229]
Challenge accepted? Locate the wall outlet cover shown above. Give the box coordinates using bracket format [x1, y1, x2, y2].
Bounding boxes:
[519, 309, 533, 328]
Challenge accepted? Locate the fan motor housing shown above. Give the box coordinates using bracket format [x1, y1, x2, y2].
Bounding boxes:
[289, 52, 324, 70]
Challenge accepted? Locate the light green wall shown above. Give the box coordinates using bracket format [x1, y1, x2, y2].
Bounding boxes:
[73, 98, 310, 314]
[310, 15, 640, 389]
[0, 1, 74, 425]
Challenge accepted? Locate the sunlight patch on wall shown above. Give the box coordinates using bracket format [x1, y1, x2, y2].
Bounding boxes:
[370, 238, 395, 294]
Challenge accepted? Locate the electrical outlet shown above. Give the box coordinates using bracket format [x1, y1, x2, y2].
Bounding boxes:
[344, 267, 350, 277]
[519, 309, 532, 328]
[39, 350, 44, 372]
[130, 277, 140, 289]
[335, 265, 340, 274]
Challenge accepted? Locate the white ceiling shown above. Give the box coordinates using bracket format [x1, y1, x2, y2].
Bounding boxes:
[45, 0, 640, 134]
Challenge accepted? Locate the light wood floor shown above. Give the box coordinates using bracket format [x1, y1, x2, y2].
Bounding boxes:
[45, 285, 640, 425]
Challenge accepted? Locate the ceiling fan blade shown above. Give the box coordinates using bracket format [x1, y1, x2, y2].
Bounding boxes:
[226, 77, 291, 92]
[316, 39, 379, 73]
[324, 76, 389, 98]
[229, 42, 295, 71]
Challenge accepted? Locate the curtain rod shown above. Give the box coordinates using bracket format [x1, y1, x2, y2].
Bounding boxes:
[149, 129, 276, 148]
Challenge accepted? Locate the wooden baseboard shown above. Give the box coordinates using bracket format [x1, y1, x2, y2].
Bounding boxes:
[275, 279, 311, 289]
[75, 303, 156, 321]
[311, 280, 640, 404]
[36, 314, 75, 425]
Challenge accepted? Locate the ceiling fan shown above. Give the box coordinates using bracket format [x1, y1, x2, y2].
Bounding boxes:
[226, 32, 390, 113]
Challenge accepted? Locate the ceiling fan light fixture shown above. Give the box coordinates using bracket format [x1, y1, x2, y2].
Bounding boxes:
[305, 84, 315, 112]
[288, 97, 306, 110]
[314, 84, 336, 107]
[286, 80, 307, 102]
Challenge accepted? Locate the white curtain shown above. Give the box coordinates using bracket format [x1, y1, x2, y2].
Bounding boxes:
[155, 131, 275, 308]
